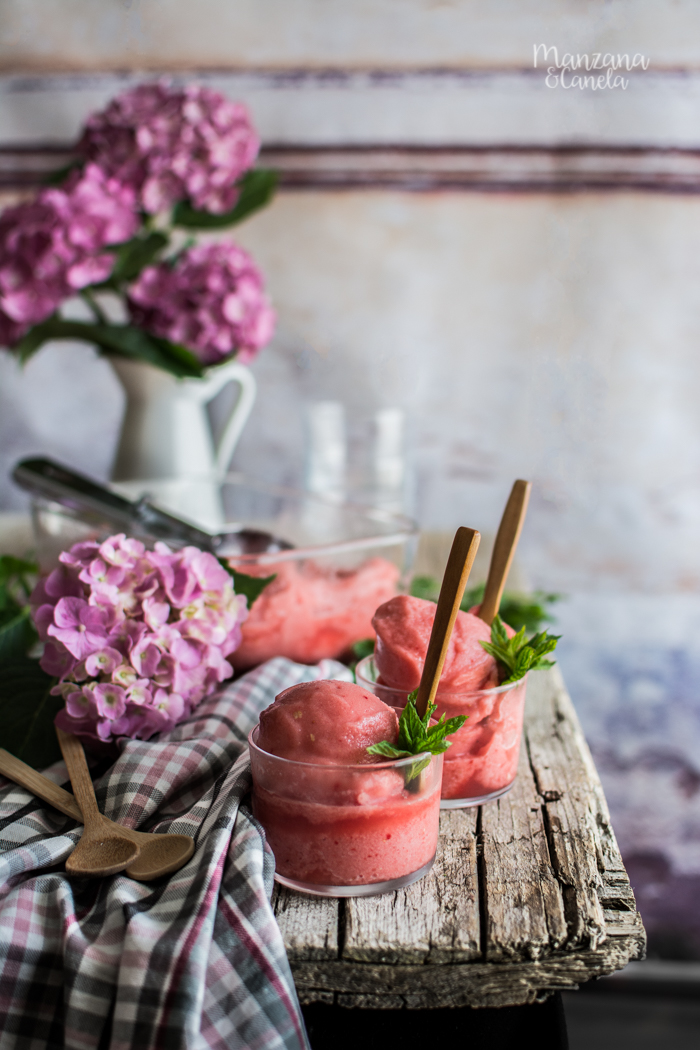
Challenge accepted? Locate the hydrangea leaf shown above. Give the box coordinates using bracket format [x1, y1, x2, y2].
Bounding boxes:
[219, 564, 276, 609]
[172, 169, 278, 229]
[0, 658, 62, 769]
[108, 231, 170, 283]
[14, 319, 204, 378]
[0, 610, 37, 662]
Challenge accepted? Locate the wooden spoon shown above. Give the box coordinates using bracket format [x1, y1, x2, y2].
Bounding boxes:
[478, 479, 532, 627]
[54, 729, 140, 876]
[415, 526, 481, 718]
[0, 746, 195, 881]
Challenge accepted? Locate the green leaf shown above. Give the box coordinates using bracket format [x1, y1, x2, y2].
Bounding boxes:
[0, 658, 62, 769]
[218, 563, 276, 608]
[351, 638, 375, 660]
[410, 575, 440, 601]
[43, 160, 83, 186]
[410, 578, 562, 635]
[0, 610, 37, 662]
[109, 231, 169, 283]
[366, 740, 411, 759]
[368, 691, 466, 763]
[172, 168, 278, 229]
[498, 590, 562, 634]
[14, 318, 205, 377]
[480, 614, 561, 684]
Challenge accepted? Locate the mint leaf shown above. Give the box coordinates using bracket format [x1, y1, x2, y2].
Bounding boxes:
[480, 614, 560, 684]
[409, 577, 562, 634]
[352, 638, 375, 660]
[365, 740, 411, 760]
[367, 691, 466, 761]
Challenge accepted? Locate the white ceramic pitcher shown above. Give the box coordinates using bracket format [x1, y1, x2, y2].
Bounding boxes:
[109, 356, 256, 526]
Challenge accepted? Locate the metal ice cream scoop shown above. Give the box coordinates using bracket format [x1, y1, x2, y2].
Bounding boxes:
[12, 457, 293, 557]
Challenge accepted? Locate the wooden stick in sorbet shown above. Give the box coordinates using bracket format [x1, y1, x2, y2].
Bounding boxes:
[478, 479, 532, 627]
[414, 527, 481, 719]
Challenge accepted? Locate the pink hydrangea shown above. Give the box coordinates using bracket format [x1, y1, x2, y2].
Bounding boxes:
[78, 82, 260, 215]
[31, 534, 248, 745]
[127, 241, 275, 365]
[0, 164, 138, 346]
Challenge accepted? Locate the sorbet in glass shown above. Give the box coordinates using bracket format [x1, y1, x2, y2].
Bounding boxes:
[366, 596, 526, 805]
[249, 678, 442, 895]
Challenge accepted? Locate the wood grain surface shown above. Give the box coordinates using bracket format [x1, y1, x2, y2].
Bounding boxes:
[273, 667, 645, 1009]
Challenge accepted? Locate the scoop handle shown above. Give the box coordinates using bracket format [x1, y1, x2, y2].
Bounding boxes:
[0, 748, 83, 821]
[415, 527, 481, 718]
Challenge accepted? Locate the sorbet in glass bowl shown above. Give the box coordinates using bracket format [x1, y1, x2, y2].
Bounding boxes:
[249, 679, 442, 896]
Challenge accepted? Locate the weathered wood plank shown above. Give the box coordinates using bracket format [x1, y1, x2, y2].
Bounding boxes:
[272, 884, 339, 962]
[480, 742, 567, 960]
[291, 925, 645, 1008]
[342, 808, 481, 964]
[525, 668, 611, 949]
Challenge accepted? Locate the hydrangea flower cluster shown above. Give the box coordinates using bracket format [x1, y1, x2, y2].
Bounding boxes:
[128, 241, 276, 365]
[0, 165, 138, 346]
[78, 82, 260, 215]
[31, 534, 248, 744]
[0, 81, 274, 369]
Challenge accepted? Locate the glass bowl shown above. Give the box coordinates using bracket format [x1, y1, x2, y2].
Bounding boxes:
[31, 474, 418, 668]
[248, 725, 442, 896]
[355, 656, 527, 808]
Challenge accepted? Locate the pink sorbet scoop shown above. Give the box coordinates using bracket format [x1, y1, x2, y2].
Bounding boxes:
[373, 595, 497, 693]
[257, 679, 399, 764]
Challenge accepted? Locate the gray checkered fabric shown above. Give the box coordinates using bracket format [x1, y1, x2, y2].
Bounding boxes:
[0, 657, 353, 1050]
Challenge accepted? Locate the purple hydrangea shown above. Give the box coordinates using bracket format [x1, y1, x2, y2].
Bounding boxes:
[127, 241, 275, 365]
[0, 164, 138, 346]
[78, 82, 260, 215]
[31, 534, 248, 745]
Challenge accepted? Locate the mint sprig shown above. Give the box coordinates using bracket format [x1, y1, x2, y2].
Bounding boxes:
[367, 691, 466, 784]
[480, 614, 560, 684]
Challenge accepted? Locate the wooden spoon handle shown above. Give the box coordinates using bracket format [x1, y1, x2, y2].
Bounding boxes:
[0, 748, 83, 821]
[415, 526, 481, 718]
[478, 479, 532, 626]
[56, 728, 101, 823]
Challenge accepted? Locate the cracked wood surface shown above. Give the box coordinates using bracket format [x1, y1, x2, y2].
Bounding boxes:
[272, 667, 645, 1008]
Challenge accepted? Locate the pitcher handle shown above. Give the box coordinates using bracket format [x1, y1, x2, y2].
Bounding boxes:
[192, 360, 257, 476]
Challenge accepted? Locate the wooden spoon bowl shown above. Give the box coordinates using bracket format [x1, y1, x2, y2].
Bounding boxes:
[0, 748, 195, 881]
[66, 820, 140, 877]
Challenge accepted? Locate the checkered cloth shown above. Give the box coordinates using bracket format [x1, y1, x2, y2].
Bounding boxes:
[0, 657, 353, 1050]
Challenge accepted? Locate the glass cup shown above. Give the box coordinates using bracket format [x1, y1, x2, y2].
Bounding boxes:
[248, 726, 443, 897]
[355, 656, 527, 808]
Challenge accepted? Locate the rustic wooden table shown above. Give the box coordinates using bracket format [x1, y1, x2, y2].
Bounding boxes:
[272, 667, 645, 1010]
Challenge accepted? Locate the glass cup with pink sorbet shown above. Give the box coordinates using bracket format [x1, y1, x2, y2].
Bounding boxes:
[356, 594, 533, 808]
[248, 679, 443, 897]
[356, 656, 526, 807]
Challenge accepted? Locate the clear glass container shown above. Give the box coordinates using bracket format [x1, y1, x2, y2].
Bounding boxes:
[248, 726, 442, 896]
[31, 474, 418, 667]
[355, 656, 527, 808]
